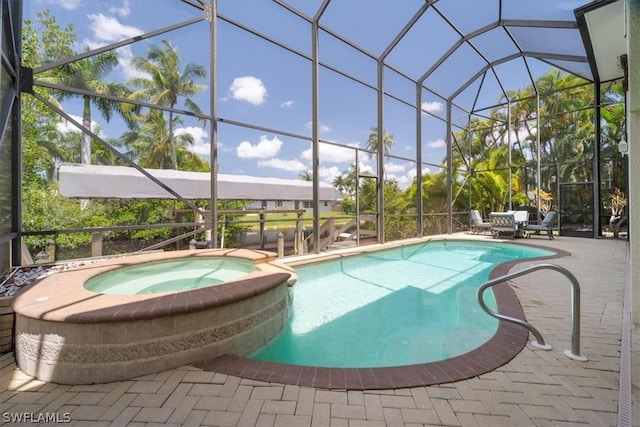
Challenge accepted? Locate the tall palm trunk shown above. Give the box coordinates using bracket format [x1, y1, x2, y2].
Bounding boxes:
[80, 95, 92, 209]
[81, 95, 92, 165]
[168, 109, 177, 170]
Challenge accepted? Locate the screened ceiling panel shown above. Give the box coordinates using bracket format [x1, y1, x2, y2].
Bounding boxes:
[217, 0, 311, 56]
[544, 59, 592, 81]
[433, 0, 500, 35]
[385, 7, 462, 80]
[319, 30, 377, 88]
[501, 0, 588, 21]
[276, 0, 595, 112]
[320, 0, 424, 56]
[280, 0, 323, 19]
[453, 77, 484, 113]
[524, 57, 566, 86]
[492, 58, 536, 97]
[469, 28, 520, 63]
[457, 71, 507, 112]
[424, 43, 489, 98]
[508, 26, 587, 58]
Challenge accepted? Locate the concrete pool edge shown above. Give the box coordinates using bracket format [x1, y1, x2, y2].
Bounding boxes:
[12, 248, 297, 384]
[193, 237, 571, 390]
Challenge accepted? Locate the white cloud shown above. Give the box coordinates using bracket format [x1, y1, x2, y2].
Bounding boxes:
[358, 162, 375, 176]
[175, 126, 211, 156]
[318, 166, 341, 184]
[385, 162, 407, 174]
[280, 100, 295, 109]
[82, 14, 144, 81]
[236, 135, 282, 159]
[300, 143, 355, 164]
[406, 167, 418, 181]
[109, 0, 131, 17]
[385, 165, 413, 190]
[86, 13, 143, 44]
[115, 45, 150, 80]
[257, 158, 306, 171]
[305, 121, 331, 133]
[426, 138, 445, 148]
[229, 76, 267, 106]
[384, 165, 433, 190]
[422, 101, 444, 113]
[390, 173, 414, 189]
[46, 0, 81, 10]
[56, 114, 100, 135]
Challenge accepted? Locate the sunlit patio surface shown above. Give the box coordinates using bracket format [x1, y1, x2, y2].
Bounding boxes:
[0, 235, 631, 426]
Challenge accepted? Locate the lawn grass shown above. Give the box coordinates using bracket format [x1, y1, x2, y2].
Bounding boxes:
[229, 211, 353, 230]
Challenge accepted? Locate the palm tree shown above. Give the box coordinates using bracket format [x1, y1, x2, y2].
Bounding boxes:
[54, 49, 136, 165]
[332, 164, 358, 198]
[128, 40, 207, 170]
[332, 175, 348, 196]
[122, 110, 170, 168]
[600, 81, 627, 209]
[38, 122, 125, 175]
[32, 123, 77, 182]
[298, 171, 312, 181]
[366, 126, 394, 157]
[122, 110, 208, 171]
[450, 106, 531, 213]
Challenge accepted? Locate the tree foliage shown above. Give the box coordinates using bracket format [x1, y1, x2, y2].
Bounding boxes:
[53, 49, 138, 165]
[366, 127, 394, 157]
[20, 12, 215, 256]
[128, 40, 207, 170]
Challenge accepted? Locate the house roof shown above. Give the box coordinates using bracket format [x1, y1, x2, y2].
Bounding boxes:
[58, 163, 337, 201]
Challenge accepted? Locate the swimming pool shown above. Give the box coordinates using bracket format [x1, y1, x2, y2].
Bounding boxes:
[250, 240, 554, 368]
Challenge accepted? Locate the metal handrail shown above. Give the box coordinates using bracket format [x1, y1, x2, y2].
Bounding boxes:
[477, 263, 588, 362]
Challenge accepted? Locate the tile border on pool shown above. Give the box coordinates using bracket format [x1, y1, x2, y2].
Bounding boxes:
[193, 239, 571, 390]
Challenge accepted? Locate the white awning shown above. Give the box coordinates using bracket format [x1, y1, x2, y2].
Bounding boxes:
[58, 163, 336, 201]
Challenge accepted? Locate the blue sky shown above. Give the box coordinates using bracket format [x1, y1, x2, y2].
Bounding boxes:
[24, 0, 588, 189]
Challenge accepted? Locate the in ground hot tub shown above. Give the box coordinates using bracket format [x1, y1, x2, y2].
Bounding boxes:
[84, 257, 260, 294]
[12, 249, 296, 384]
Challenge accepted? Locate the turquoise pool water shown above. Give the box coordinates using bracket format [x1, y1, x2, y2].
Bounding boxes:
[84, 258, 258, 295]
[250, 240, 553, 368]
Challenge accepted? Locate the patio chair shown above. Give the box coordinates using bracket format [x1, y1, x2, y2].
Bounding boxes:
[470, 210, 491, 234]
[523, 211, 557, 240]
[489, 212, 518, 239]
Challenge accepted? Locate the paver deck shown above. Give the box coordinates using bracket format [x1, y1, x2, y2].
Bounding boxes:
[0, 235, 631, 426]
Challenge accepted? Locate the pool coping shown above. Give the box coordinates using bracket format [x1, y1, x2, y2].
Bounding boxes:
[193, 238, 570, 390]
